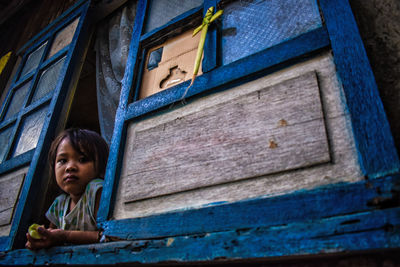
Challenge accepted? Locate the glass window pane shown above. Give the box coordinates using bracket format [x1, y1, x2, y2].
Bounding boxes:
[0, 126, 14, 163]
[144, 0, 202, 33]
[47, 17, 80, 59]
[12, 106, 48, 157]
[30, 56, 66, 103]
[19, 42, 47, 78]
[3, 81, 31, 121]
[221, 0, 322, 65]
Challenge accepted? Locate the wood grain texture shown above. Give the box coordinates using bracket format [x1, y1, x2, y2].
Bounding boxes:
[114, 53, 362, 219]
[121, 71, 330, 203]
[0, 174, 25, 226]
[0, 167, 27, 236]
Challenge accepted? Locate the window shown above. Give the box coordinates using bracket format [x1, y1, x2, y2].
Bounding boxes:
[0, 0, 92, 250]
[1, 0, 398, 261]
[99, 0, 330, 228]
[97, 0, 399, 248]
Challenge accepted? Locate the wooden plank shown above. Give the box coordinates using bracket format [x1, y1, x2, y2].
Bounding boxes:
[121, 72, 330, 203]
[0, 167, 28, 238]
[113, 53, 362, 219]
[0, 173, 25, 226]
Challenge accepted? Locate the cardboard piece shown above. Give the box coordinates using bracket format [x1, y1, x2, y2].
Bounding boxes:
[139, 29, 202, 99]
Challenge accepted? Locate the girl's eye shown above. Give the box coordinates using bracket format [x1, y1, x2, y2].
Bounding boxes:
[57, 159, 67, 164]
[79, 157, 89, 163]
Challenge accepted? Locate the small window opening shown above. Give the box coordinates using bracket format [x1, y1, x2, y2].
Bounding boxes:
[65, 38, 100, 133]
[38, 37, 100, 229]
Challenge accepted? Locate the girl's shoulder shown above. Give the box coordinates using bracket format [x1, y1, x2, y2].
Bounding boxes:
[53, 193, 69, 205]
[85, 178, 104, 194]
[47, 193, 69, 220]
[89, 178, 104, 186]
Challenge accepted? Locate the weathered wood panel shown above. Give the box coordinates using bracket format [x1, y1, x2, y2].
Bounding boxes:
[99, 26, 330, 223]
[121, 71, 330, 203]
[114, 53, 362, 219]
[0, 167, 27, 236]
[0, 174, 25, 226]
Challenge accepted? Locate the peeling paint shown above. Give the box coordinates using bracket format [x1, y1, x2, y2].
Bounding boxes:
[166, 238, 174, 247]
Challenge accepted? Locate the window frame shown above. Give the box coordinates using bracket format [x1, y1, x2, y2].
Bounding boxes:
[0, 0, 398, 259]
[0, 0, 93, 251]
[97, 0, 399, 247]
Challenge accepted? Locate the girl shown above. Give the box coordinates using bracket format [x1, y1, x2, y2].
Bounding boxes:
[26, 128, 109, 249]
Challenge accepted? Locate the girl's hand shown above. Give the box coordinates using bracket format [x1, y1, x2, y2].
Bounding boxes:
[25, 226, 66, 250]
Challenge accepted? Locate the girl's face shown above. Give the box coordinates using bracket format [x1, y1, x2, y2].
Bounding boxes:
[54, 138, 97, 198]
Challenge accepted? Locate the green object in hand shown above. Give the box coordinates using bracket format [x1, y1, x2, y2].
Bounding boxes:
[28, 223, 43, 239]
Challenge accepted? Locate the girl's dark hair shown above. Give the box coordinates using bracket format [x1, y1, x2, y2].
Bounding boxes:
[48, 128, 109, 180]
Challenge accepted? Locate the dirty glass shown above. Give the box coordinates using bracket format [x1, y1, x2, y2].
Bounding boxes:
[12, 105, 48, 157]
[19, 42, 48, 79]
[144, 0, 202, 33]
[2, 81, 31, 121]
[147, 47, 163, 71]
[47, 17, 80, 59]
[221, 0, 322, 65]
[30, 56, 66, 104]
[0, 126, 13, 163]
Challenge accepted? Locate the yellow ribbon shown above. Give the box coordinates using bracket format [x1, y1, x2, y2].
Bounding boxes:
[181, 6, 223, 100]
[0, 51, 12, 76]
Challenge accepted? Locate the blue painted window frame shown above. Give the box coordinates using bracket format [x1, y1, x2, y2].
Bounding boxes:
[0, 0, 93, 251]
[0, 0, 397, 258]
[97, 0, 399, 248]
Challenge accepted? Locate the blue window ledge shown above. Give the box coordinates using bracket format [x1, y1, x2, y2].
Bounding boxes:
[1, 175, 399, 265]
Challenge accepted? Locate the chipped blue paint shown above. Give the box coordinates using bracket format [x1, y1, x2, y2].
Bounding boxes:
[1, 0, 400, 264]
[1, 176, 400, 265]
[99, 175, 400, 240]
